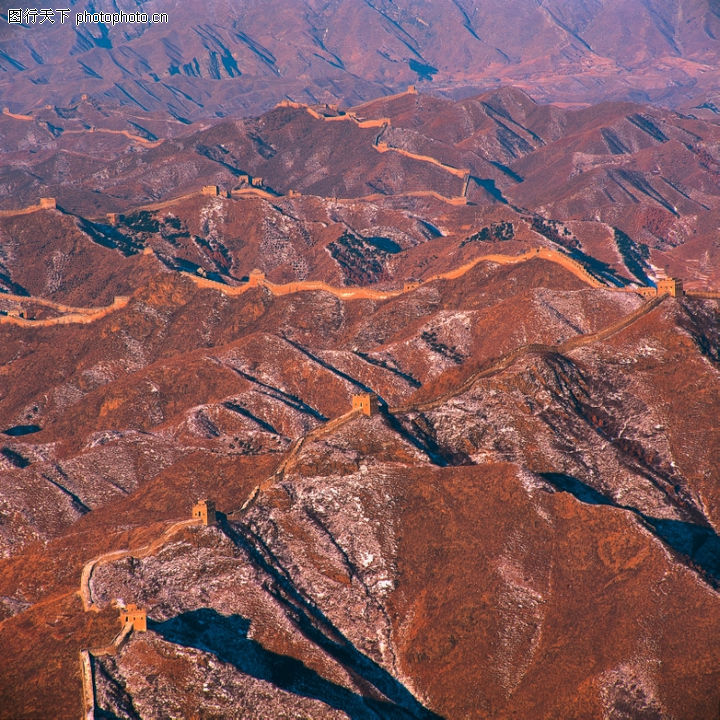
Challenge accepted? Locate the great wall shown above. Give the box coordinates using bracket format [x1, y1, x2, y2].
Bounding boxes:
[354, 189, 468, 205]
[72, 284, 678, 717]
[351, 84, 419, 110]
[0, 197, 59, 218]
[274, 95, 475, 203]
[2, 107, 162, 147]
[2, 107, 34, 121]
[0, 226, 706, 331]
[4, 201, 712, 720]
[184, 247, 612, 302]
[59, 127, 162, 147]
[390, 295, 667, 415]
[3, 97, 718, 716]
[373, 142, 469, 178]
[0, 295, 129, 328]
[79, 518, 201, 613]
[77, 516, 205, 720]
[5, 93, 711, 291]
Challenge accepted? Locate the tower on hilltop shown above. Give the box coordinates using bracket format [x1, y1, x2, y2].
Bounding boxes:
[118, 604, 147, 632]
[352, 392, 380, 416]
[656, 277, 683, 297]
[192, 499, 217, 525]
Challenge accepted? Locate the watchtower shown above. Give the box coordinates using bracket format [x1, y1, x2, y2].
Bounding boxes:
[38, 197, 56, 209]
[656, 277, 683, 297]
[118, 604, 147, 632]
[407, 85, 417, 94]
[352, 392, 380, 416]
[201, 185, 220, 196]
[107, 213, 119, 226]
[192, 499, 217, 526]
[403, 280, 421, 292]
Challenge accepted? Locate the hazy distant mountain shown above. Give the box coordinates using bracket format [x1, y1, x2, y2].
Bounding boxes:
[2, 0, 720, 119]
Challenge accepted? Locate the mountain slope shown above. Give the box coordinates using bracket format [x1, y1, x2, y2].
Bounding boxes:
[2, 0, 720, 120]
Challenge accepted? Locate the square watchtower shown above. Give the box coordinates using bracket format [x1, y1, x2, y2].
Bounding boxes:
[656, 278, 683, 297]
[352, 393, 379, 417]
[192, 499, 217, 526]
[119, 604, 147, 632]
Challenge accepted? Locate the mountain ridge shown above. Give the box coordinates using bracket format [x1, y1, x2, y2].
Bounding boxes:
[3, 0, 720, 120]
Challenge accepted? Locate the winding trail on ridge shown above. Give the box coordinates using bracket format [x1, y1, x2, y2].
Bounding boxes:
[78, 518, 198, 612]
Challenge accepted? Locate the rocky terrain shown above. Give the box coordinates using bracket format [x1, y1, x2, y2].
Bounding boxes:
[1, 15, 720, 715]
[3, 86, 720, 290]
[0, 165, 719, 716]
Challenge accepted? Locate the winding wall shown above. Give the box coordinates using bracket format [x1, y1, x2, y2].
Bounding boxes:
[0, 296, 129, 328]
[374, 142, 469, 179]
[72, 286, 670, 719]
[186, 247, 607, 302]
[79, 518, 199, 612]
